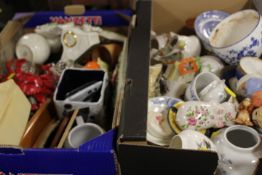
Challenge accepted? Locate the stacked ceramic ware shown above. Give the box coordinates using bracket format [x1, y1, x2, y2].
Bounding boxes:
[147, 9, 262, 175]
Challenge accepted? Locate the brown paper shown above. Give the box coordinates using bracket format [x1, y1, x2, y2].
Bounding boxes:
[0, 79, 31, 145]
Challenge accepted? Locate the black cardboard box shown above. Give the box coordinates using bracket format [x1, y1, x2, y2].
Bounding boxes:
[117, 0, 262, 175]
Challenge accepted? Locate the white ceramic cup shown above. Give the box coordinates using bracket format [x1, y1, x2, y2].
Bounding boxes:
[209, 10, 262, 65]
[169, 129, 217, 152]
[185, 72, 227, 103]
[64, 116, 104, 148]
[16, 33, 51, 64]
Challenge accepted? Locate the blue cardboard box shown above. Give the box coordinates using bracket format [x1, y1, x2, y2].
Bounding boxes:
[0, 6, 132, 175]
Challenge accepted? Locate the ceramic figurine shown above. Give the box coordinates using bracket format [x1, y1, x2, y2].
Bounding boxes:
[174, 101, 237, 130]
[35, 23, 62, 53]
[151, 32, 201, 63]
[147, 97, 183, 146]
[235, 98, 254, 126]
[148, 64, 162, 98]
[169, 129, 217, 152]
[252, 106, 262, 132]
[251, 90, 262, 107]
[60, 25, 100, 62]
[212, 125, 261, 175]
[209, 10, 262, 65]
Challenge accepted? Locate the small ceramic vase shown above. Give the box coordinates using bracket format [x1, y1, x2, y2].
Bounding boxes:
[170, 129, 217, 152]
[16, 33, 51, 64]
[147, 97, 182, 146]
[212, 125, 261, 175]
[174, 101, 237, 130]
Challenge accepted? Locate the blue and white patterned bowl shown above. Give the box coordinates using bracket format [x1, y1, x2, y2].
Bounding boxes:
[194, 10, 229, 51]
[210, 10, 262, 65]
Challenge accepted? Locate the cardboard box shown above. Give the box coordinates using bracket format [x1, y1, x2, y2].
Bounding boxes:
[118, 0, 262, 175]
[0, 4, 133, 175]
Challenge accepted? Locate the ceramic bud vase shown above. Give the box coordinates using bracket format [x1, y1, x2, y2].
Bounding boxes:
[175, 101, 237, 130]
[212, 125, 261, 175]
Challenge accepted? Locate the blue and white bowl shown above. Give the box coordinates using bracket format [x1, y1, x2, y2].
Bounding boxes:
[194, 10, 229, 51]
[210, 9, 262, 65]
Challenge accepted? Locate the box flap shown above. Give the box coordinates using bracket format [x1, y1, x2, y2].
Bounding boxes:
[23, 10, 133, 28]
[118, 0, 151, 141]
[118, 142, 218, 175]
[79, 129, 116, 152]
[152, 0, 250, 33]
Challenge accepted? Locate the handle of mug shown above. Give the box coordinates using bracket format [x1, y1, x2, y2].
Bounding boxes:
[76, 116, 85, 126]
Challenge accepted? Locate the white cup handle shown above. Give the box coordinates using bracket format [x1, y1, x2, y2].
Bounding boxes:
[76, 116, 85, 126]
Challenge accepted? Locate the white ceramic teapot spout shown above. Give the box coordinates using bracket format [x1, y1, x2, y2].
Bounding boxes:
[174, 101, 237, 130]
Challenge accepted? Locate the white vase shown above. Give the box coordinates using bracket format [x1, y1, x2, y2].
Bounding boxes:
[212, 125, 261, 175]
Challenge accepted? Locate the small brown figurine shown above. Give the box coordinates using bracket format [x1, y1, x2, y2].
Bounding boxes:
[235, 98, 254, 126]
[252, 106, 262, 130]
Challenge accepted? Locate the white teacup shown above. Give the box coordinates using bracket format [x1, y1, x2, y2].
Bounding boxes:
[185, 72, 227, 103]
[64, 116, 104, 148]
[169, 130, 217, 152]
[16, 33, 51, 64]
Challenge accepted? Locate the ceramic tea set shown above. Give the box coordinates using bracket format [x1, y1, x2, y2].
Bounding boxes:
[147, 9, 262, 175]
